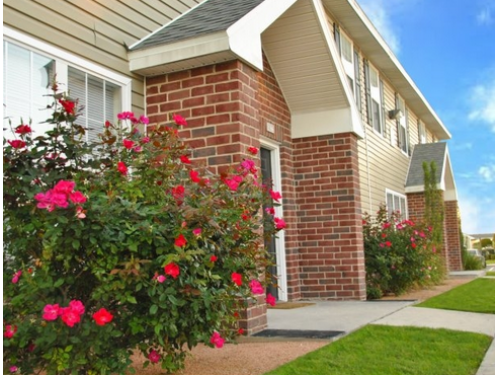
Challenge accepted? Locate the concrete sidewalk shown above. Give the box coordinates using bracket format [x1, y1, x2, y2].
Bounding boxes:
[267, 300, 495, 374]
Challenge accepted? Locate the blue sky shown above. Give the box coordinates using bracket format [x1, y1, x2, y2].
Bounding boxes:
[357, 0, 496, 235]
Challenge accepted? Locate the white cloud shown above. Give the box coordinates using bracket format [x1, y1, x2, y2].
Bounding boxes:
[467, 79, 496, 131]
[478, 164, 495, 182]
[454, 142, 473, 150]
[459, 193, 495, 234]
[476, 6, 494, 25]
[356, 0, 401, 54]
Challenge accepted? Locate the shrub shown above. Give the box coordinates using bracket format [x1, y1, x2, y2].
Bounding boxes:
[3, 89, 282, 374]
[462, 251, 484, 271]
[363, 206, 445, 298]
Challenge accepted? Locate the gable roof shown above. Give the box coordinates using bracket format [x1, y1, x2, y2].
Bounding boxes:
[130, 0, 265, 51]
[128, 0, 450, 142]
[406, 143, 447, 188]
[405, 142, 457, 201]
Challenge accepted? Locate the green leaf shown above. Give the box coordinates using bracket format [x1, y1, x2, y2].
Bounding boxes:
[127, 296, 137, 304]
[54, 278, 64, 288]
[149, 304, 158, 315]
[72, 239, 80, 249]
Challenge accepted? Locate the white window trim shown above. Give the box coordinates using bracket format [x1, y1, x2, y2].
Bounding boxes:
[339, 32, 354, 83]
[3, 26, 132, 112]
[385, 189, 408, 219]
[369, 64, 383, 137]
[260, 137, 288, 302]
[418, 120, 427, 144]
[396, 95, 409, 156]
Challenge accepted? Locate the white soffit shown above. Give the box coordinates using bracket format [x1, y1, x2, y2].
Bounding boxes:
[322, 0, 451, 140]
[263, 0, 364, 139]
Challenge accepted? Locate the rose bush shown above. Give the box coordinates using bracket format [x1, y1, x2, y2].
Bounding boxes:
[363, 206, 445, 299]
[3, 88, 282, 374]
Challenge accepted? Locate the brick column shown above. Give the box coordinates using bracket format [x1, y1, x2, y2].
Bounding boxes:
[293, 133, 366, 300]
[445, 200, 463, 271]
[407, 191, 451, 271]
[407, 192, 426, 224]
[145, 60, 267, 334]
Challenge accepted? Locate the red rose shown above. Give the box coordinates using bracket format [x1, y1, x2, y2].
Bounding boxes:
[164, 262, 180, 278]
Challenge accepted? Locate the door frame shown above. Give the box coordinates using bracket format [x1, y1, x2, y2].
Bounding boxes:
[260, 138, 288, 302]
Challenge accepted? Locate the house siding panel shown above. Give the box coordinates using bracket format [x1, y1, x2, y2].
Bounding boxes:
[4, 0, 202, 113]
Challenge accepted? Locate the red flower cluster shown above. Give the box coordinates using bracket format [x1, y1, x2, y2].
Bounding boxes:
[59, 99, 76, 115]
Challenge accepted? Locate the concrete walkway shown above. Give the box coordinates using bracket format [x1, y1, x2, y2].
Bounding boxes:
[267, 298, 495, 374]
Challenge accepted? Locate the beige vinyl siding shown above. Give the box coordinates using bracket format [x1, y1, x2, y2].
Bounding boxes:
[355, 51, 418, 215]
[4, 0, 201, 114]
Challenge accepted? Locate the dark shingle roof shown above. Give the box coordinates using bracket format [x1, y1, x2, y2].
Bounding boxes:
[130, 0, 266, 51]
[406, 142, 447, 187]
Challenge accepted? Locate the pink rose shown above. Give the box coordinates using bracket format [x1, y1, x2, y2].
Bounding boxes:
[266, 293, 277, 307]
[148, 349, 160, 363]
[249, 279, 264, 295]
[210, 332, 225, 348]
[42, 304, 61, 321]
[172, 114, 187, 126]
[69, 191, 87, 204]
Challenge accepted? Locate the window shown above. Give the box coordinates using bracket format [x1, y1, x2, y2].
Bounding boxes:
[334, 27, 361, 109]
[3, 41, 54, 136]
[365, 63, 383, 135]
[395, 95, 409, 154]
[68, 67, 121, 143]
[3, 29, 131, 141]
[418, 120, 427, 144]
[386, 190, 407, 219]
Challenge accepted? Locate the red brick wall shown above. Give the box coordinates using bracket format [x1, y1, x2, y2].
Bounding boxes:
[293, 133, 366, 300]
[445, 200, 463, 271]
[146, 61, 260, 174]
[407, 191, 462, 271]
[407, 192, 426, 224]
[145, 55, 367, 308]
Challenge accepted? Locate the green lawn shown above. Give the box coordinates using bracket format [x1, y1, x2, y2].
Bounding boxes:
[486, 259, 495, 265]
[417, 278, 494, 314]
[485, 271, 495, 277]
[264, 325, 491, 375]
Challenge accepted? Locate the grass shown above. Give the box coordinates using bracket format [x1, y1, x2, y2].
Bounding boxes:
[263, 325, 491, 375]
[485, 271, 495, 276]
[486, 259, 495, 265]
[417, 278, 494, 314]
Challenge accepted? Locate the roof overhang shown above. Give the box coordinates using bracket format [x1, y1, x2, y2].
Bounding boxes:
[128, 0, 298, 75]
[129, 0, 365, 139]
[322, 0, 451, 140]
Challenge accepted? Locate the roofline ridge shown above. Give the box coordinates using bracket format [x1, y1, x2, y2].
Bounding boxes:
[129, 0, 210, 50]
